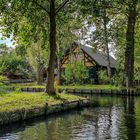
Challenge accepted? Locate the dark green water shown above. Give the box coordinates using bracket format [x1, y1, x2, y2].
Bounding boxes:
[0, 95, 140, 140]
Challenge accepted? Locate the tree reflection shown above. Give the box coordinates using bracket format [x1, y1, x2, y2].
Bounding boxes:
[123, 96, 136, 140]
[0, 96, 140, 140]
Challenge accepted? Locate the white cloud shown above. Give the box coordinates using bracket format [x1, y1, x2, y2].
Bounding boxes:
[0, 33, 15, 47]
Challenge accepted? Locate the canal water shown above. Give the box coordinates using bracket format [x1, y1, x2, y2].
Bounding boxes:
[0, 95, 140, 140]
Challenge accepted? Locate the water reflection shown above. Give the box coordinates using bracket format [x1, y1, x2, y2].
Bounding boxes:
[122, 97, 136, 140]
[0, 95, 140, 140]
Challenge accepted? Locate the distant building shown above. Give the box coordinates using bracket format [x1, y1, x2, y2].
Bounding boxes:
[60, 42, 116, 84]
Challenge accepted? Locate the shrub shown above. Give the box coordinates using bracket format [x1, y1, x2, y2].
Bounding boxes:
[98, 69, 109, 84]
[0, 88, 8, 95]
[0, 75, 9, 86]
[0, 54, 31, 79]
[112, 71, 123, 86]
[0, 75, 8, 81]
[62, 62, 88, 85]
[136, 87, 140, 94]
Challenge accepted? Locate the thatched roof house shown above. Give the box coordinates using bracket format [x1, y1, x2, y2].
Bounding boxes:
[60, 42, 116, 83]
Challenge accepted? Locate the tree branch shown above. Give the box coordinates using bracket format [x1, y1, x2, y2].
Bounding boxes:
[32, 0, 50, 15]
[56, 0, 70, 15]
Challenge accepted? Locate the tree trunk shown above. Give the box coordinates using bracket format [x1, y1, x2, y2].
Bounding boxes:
[37, 44, 43, 85]
[57, 58, 61, 85]
[124, 0, 137, 88]
[103, 8, 112, 83]
[37, 66, 44, 85]
[37, 70, 41, 85]
[46, 0, 57, 95]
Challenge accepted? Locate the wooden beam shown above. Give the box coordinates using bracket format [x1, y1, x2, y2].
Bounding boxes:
[84, 53, 96, 67]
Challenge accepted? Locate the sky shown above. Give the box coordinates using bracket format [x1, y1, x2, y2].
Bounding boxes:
[0, 28, 115, 58]
[0, 33, 14, 47]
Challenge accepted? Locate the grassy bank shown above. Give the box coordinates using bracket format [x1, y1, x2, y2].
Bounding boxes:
[59, 84, 121, 90]
[1, 83, 121, 91]
[0, 92, 84, 113]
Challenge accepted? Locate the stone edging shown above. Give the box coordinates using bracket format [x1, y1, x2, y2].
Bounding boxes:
[21, 87, 45, 92]
[59, 89, 138, 96]
[20, 88, 138, 96]
[0, 99, 89, 125]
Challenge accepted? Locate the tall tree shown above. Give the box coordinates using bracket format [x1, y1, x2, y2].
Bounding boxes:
[124, 0, 138, 88]
[47, 0, 58, 95]
[78, 0, 115, 82]
[102, 0, 112, 82]
[0, 0, 73, 95]
[27, 41, 49, 85]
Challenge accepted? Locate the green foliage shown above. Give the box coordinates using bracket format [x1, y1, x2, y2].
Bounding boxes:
[14, 87, 21, 93]
[0, 52, 31, 79]
[112, 71, 123, 86]
[0, 44, 11, 55]
[98, 69, 109, 84]
[136, 87, 140, 94]
[0, 75, 8, 81]
[0, 88, 8, 95]
[0, 43, 33, 79]
[0, 75, 8, 86]
[0, 0, 140, 89]
[62, 62, 88, 85]
[27, 41, 49, 76]
[134, 69, 140, 81]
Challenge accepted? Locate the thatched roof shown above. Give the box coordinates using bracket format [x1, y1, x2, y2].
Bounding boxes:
[70, 42, 116, 68]
[81, 45, 116, 68]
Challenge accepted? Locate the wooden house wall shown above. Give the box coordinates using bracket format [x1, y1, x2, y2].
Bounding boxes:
[61, 46, 96, 68]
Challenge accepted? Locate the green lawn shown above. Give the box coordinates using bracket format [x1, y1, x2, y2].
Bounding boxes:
[11, 82, 45, 88]
[5, 83, 121, 89]
[0, 92, 83, 112]
[59, 84, 121, 90]
[0, 83, 122, 93]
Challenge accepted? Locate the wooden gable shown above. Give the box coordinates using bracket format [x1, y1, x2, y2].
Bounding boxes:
[61, 46, 96, 68]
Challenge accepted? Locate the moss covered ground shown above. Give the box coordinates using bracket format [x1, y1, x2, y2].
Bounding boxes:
[2, 83, 121, 90]
[59, 84, 121, 90]
[0, 82, 122, 113]
[0, 92, 84, 113]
